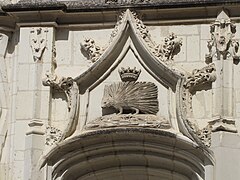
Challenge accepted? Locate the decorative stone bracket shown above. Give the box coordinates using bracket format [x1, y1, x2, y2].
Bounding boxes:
[42, 73, 79, 143]
[181, 63, 216, 147]
[205, 11, 240, 63]
[184, 63, 216, 93]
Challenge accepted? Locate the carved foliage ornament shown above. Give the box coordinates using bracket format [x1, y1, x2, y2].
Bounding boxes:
[80, 38, 105, 63]
[182, 64, 216, 146]
[80, 10, 182, 64]
[30, 27, 48, 62]
[206, 11, 240, 63]
[132, 12, 182, 62]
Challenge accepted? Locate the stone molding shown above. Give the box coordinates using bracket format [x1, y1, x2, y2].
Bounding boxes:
[209, 117, 237, 133]
[5, 0, 240, 10]
[40, 128, 213, 179]
[85, 114, 171, 130]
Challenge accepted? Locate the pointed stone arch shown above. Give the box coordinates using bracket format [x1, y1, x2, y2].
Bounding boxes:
[75, 9, 182, 94]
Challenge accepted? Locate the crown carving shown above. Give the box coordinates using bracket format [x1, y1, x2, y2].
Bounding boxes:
[118, 67, 141, 82]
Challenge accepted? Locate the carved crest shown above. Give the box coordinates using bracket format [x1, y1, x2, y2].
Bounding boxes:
[102, 81, 159, 114]
[30, 27, 48, 62]
[118, 67, 141, 82]
[102, 67, 159, 115]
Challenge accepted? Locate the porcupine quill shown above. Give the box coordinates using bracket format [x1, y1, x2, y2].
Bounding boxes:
[102, 81, 159, 114]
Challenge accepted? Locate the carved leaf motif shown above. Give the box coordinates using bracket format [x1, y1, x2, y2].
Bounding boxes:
[80, 38, 104, 63]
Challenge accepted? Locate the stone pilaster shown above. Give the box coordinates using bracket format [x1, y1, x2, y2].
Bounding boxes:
[207, 10, 238, 133]
[0, 30, 10, 180]
[8, 27, 56, 180]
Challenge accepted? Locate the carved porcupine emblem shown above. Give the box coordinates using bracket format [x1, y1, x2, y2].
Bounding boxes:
[102, 81, 159, 114]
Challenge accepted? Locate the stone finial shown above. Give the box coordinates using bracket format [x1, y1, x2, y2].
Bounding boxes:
[205, 10, 240, 63]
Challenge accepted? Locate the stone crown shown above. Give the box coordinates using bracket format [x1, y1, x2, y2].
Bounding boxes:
[118, 67, 141, 82]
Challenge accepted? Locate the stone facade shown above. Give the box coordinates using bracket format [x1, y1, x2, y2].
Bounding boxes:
[0, 0, 240, 180]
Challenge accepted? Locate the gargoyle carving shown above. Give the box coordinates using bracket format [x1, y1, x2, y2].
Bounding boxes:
[205, 11, 240, 63]
[184, 63, 216, 92]
[30, 27, 48, 62]
[80, 38, 104, 63]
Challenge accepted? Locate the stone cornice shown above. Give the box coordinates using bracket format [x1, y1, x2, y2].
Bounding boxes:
[1, 0, 240, 30]
[1, 0, 240, 13]
[2, 0, 240, 13]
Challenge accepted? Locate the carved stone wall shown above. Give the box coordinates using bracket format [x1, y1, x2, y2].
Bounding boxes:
[1, 1, 240, 180]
